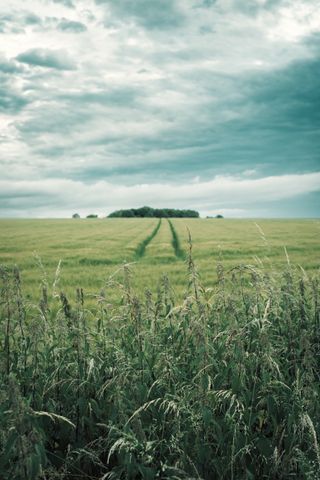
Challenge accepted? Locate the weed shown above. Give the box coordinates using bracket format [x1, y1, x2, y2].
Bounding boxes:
[0, 253, 319, 479]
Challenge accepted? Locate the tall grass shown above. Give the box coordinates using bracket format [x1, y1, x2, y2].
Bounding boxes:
[0, 250, 319, 479]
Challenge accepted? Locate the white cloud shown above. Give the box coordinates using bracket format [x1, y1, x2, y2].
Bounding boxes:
[1, 172, 319, 218]
[0, 0, 320, 217]
[266, 1, 320, 42]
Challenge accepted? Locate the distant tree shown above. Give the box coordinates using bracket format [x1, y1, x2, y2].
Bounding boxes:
[153, 209, 162, 218]
[125, 209, 135, 217]
[108, 206, 199, 218]
[86, 214, 98, 218]
[216, 214, 224, 219]
[139, 206, 154, 217]
[72, 213, 80, 219]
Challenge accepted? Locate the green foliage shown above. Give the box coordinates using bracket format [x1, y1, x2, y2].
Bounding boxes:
[1, 258, 320, 479]
[108, 206, 199, 218]
[86, 214, 98, 218]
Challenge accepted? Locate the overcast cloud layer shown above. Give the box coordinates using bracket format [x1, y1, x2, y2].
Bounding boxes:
[0, 0, 319, 217]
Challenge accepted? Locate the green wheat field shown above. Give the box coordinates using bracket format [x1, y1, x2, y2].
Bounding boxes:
[1, 218, 320, 479]
[0, 218, 319, 299]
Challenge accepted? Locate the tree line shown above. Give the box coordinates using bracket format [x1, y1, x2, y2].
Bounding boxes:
[108, 206, 199, 218]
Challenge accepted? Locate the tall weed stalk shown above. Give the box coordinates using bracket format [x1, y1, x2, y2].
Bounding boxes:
[0, 254, 319, 479]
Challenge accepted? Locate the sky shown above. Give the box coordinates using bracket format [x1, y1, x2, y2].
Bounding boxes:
[0, 0, 319, 218]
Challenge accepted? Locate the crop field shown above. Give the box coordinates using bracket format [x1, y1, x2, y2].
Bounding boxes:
[0, 218, 319, 301]
[1, 218, 320, 479]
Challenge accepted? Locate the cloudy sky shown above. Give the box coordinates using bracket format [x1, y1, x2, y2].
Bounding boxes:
[0, 0, 319, 218]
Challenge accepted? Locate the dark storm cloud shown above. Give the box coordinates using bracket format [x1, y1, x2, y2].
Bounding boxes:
[233, 0, 284, 16]
[24, 13, 42, 25]
[58, 87, 139, 106]
[198, 0, 218, 7]
[57, 19, 87, 32]
[0, 56, 24, 74]
[0, 91, 28, 114]
[52, 0, 75, 8]
[14, 86, 139, 150]
[1, 0, 320, 217]
[0, 78, 29, 114]
[67, 53, 320, 181]
[0, 14, 22, 33]
[16, 110, 91, 138]
[16, 48, 76, 70]
[0, 11, 42, 33]
[0, 9, 87, 34]
[245, 59, 320, 129]
[96, 0, 185, 29]
[224, 54, 320, 173]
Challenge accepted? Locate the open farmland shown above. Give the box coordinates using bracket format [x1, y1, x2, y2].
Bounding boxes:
[1, 218, 320, 479]
[0, 218, 319, 300]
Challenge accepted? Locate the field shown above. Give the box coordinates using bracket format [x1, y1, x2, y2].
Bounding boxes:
[0, 218, 319, 301]
[1, 218, 320, 479]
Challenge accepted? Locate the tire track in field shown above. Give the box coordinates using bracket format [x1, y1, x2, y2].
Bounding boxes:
[134, 218, 162, 259]
[167, 219, 186, 260]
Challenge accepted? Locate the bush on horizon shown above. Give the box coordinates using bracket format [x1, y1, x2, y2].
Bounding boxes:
[108, 206, 199, 218]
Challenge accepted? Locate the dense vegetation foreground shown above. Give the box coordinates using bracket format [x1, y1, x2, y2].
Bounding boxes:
[1, 252, 320, 479]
